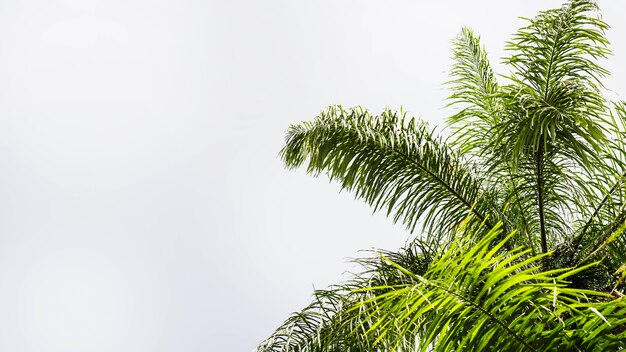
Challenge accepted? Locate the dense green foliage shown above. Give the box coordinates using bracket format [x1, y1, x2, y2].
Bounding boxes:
[259, 1, 626, 350]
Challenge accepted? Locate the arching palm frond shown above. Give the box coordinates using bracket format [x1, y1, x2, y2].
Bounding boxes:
[257, 238, 436, 352]
[280, 106, 496, 236]
[256, 289, 364, 352]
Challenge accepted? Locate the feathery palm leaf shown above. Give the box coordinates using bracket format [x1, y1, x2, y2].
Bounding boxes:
[280, 106, 495, 236]
[447, 28, 501, 157]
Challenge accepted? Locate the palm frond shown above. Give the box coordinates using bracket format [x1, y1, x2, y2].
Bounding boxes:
[502, 0, 610, 167]
[351, 223, 626, 351]
[280, 106, 496, 236]
[447, 27, 501, 156]
[256, 289, 359, 352]
[257, 238, 436, 352]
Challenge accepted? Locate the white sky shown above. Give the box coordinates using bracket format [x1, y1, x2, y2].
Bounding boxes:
[0, 1, 625, 351]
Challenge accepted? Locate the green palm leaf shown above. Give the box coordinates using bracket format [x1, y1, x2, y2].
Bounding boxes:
[281, 106, 495, 236]
[350, 223, 626, 351]
[447, 27, 501, 157]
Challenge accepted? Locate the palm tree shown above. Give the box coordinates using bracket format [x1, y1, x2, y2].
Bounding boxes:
[258, 1, 626, 350]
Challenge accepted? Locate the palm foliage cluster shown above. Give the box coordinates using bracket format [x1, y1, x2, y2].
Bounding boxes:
[259, 1, 626, 350]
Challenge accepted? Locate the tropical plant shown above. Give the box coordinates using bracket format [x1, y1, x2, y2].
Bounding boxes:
[258, 1, 626, 350]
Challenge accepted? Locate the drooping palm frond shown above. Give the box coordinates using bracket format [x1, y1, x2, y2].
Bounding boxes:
[257, 238, 436, 352]
[256, 289, 364, 352]
[280, 106, 497, 236]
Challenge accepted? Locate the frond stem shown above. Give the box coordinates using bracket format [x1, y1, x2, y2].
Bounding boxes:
[573, 171, 626, 248]
[392, 147, 492, 229]
[535, 23, 561, 254]
[425, 280, 538, 352]
[509, 169, 537, 256]
[536, 143, 548, 254]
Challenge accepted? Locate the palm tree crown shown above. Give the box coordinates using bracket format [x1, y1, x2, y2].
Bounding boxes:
[259, 1, 626, 350]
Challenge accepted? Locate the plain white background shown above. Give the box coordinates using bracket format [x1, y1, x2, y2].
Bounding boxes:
[0, 1, 624, 351]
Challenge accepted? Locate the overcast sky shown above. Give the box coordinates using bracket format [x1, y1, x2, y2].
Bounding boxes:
[0, 1, 625, 351]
